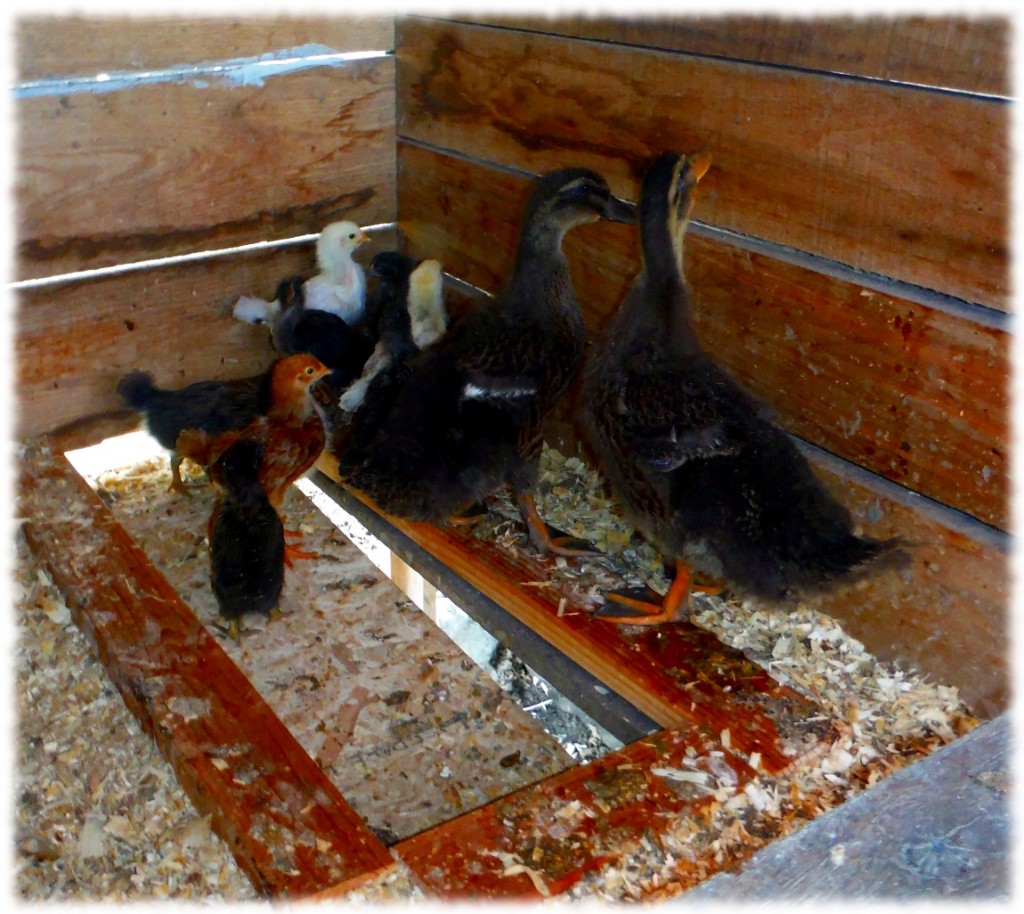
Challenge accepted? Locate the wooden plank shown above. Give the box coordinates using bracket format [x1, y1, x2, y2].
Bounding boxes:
[394, 723, 759, 900]
[396, 19, 1009, 309]
[15, 59, 395, 280]
[398, 145, 1010, 530]
[18, 441, 396, 898]
[687, 713, 1010, 899]
[14, 228, 397, 439]
[441, 15, 1009, 96]
[316, 454, 836, 777]
[16, 16, 394, 80]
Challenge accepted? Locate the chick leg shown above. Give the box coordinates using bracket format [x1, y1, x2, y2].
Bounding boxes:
[515, 492, 599, 557]
[283, 528, 319, 566]
[169, 454, 192, 496]
[595, 559, 695, 625]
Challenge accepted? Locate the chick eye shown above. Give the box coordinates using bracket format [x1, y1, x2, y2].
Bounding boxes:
[348, 232, 356, 239]
[305, 367, 315, 376]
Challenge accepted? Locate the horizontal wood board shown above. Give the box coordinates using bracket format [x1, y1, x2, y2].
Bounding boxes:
[16, 16, 394, 80]
[316, 455, 839, 774]
[14, 228, 397, 439]
[396, 19, 1009, 310]
[394, 723, 759, 899]
[18, 442, 397, 898]
[443, 15, 1009, 96]
[319, 439, 1008, 719]
[16, 57, 395, 280]
[397, 144, 1010, 530]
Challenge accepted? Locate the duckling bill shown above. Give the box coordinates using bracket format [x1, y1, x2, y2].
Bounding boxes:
[581, 151, 903, 624]
[332, 168, 635, 556]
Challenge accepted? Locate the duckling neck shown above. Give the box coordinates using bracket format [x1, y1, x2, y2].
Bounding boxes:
[635, 221, 701, 350]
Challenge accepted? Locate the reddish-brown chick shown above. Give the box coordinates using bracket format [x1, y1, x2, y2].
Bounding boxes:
[178, 353, 332, 507]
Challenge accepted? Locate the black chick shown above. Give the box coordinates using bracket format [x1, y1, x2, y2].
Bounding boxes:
[581, 151, 904, 624]
[332, 168, 635, 556]
[208, 438, 286, 642]
[271, 277, 375, 393]
[116, 365, 274, 494]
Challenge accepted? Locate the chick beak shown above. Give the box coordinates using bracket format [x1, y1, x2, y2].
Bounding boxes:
[356, 229, 371, 246]
[690, 151, 713, 182]
[602, 193, 638, 225]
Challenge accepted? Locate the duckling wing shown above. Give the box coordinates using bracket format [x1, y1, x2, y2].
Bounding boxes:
[616, 368, 745, 471]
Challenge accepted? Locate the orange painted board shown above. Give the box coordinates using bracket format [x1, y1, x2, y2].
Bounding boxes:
[396, 18, 1009, 309]
[18, 442, 396, 899]
[394, 723, 759, 900]
[398, 144, 1010, 530]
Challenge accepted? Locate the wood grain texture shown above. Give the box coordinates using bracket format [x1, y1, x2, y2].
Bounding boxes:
[18, 443, 396, 898]
[396, 19, 1009, 309]
[316, 455, 838, 774]
[394, 724, 759, 900]
[15, 59, 395, 280]
[444, 15, 1009, 96]
[16, 16, 394, 80]
[14, 228, 397, 439]
[398, 145, 1010, 530]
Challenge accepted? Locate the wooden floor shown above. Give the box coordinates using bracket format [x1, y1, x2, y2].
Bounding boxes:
[683, 714, 1010, 900]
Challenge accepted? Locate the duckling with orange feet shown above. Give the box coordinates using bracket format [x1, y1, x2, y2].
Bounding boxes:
[331, 168, 635, 555]
[581, 151, 903, 624]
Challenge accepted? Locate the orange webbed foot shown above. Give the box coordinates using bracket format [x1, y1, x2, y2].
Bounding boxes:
[516, 492, 599, 557]
[595, 560, 694, 625]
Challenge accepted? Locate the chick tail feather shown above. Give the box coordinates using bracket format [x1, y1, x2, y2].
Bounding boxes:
[116, 370, 158, 410]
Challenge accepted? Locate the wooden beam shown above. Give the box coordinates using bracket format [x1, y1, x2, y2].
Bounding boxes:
[18, 441, 396, 898]
[396, 19, 1009, 309]
[397, 144, 1010, 530]
[14, 228, 398, 439]
[16, 16, 395, 80]
[15, 57, 395, 280]
[316, 454, 837, 777]
[393, 723, 759, 900]
[437, 15, 1009, 96]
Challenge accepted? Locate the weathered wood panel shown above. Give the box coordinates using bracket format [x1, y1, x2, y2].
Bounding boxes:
[15, 58, 395, 280]
[16, 16, 394, 80]
[394, 724, 758, 900]
[397, 19, 1009, 309]
[18, 443, 397, 898]
[397, 145, 1010, 530]
[14, 228, 397, 438]
[443, 15, 1009, 96]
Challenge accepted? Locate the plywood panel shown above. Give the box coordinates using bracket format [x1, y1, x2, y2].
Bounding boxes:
[14, 228, 397, 438]
[397, 19, 1009, 309]
[445, 15, 1009, 96]
[15, 58, 395, 279]
[18, 443, 397, 898]
[397, 145, 1010, 530]
[16, 16, 394, 80]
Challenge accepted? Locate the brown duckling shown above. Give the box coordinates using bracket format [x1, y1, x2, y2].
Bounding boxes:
[581, 151, 903, 624]
[332, 168, 635, 554]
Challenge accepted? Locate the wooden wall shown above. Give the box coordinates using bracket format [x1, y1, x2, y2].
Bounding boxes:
[394, 15, 1011, 716]
[14, 16, 397, 437]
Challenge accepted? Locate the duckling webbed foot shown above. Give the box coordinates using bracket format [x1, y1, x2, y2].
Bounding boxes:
[448, 501, 489, 526]
[595, 560, 694, 625]
[515, 492, 599, 556]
